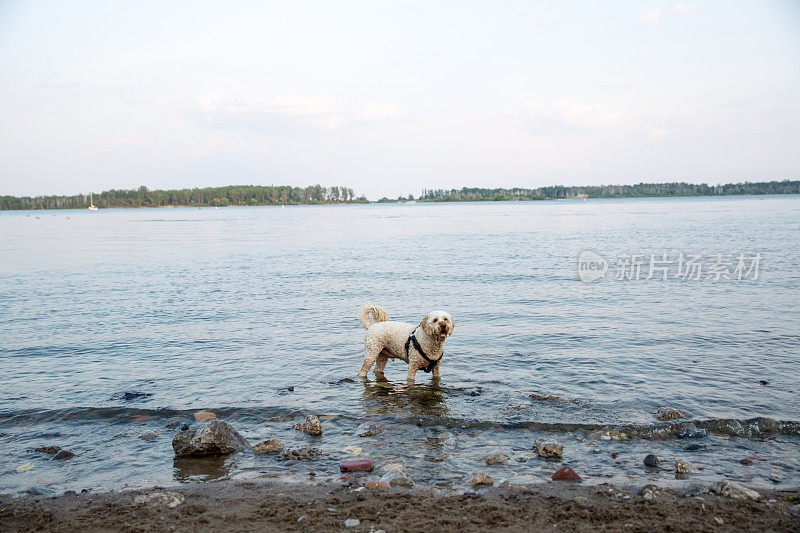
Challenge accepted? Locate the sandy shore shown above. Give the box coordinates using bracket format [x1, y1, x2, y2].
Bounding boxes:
[2, 480, 798, 532]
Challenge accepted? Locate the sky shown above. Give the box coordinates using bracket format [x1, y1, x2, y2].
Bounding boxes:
[0, 0, 798, 200]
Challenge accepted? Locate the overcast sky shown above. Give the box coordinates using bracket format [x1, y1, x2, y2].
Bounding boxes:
[1, 1, 798, 199]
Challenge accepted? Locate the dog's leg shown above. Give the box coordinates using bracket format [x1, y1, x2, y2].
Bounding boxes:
[359, 344, 382, 377]
[374, 349, 390, 374]
[432, 363, 441, 381]
[406, 362, 421, 383]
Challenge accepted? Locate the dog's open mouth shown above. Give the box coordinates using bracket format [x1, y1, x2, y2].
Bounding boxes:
[439, 332, 447, 339]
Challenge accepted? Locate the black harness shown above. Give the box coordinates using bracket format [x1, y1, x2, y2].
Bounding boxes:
[404, 328, 442, 373]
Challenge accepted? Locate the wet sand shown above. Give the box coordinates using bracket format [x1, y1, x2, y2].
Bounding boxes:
[2, 480, 798, 532]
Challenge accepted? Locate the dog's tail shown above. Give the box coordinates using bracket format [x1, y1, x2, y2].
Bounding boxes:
[359, 304, 389, 329]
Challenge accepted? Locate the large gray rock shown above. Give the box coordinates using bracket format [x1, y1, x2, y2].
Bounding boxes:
[172, 420, 249, 457]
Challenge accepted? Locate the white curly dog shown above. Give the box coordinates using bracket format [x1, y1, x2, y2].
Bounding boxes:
[358, 304, 454, 381]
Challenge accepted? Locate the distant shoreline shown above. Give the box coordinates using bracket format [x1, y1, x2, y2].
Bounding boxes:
[1, 180, 798, 210]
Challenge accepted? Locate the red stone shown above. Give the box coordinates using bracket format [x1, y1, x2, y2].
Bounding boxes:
[610, 452, 618, 459]
[340, 458, 374, 472]
[552, 466, 581, 482]
[338, 474, 351, 482]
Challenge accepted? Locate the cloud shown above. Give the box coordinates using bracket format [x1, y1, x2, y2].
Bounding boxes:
[180, 90, 347, 136]
[516, 100, 624, 133]
[637, 8, 663, 27]
[671, 3, 697, 16]
[357, 102, 405, 121]
[638, 4, 697, 27]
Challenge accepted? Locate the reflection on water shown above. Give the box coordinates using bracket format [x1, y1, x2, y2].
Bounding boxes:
[173, 456, 235, 483]
[360, 376, 449, 419]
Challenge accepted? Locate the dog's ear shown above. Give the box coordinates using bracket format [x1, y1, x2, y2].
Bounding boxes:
[448, 315, 455, 335]
[419, 313, 432, 335]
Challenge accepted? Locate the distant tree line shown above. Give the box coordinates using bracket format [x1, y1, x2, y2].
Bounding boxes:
[418, 180, 800, 202]
[0, 185, 367, 210]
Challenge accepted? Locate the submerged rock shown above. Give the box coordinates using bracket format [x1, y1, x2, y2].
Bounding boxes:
[644, 454, 660, 467]
[340, 458, 374, 472]
[358, 423, 383, 437]
[382, 470, 414, 487]
[344, 518, 360, 528]
[552, 466, 581, 482]
[193, 410, 217, 422]
[485, 453, 509, 465]
[252, 438, 285, 454]
[53, 450, 76, 460]
[34, 446, 61, 455]
[674, 459, 694, 474]
[365, 480, 390, 490]
[16, 463, 35, 473]
[529, 392, 566, 401]
[711, 481, 761, 501]
[139, 432, 157, 441]
[172, 420, 249, 457]
[469, 473, 494, 486]
[533, 440, 563, 459]
[281, 448, 321, 460]
[656, 407, 686, 421]
[588, 429, 630, 441]
[294, 415, 323, 436]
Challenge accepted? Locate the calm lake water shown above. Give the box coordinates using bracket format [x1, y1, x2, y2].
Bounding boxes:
[1, 196, 799, 495]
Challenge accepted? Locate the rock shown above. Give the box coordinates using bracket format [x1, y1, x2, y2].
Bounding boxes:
[674, 459, 693, 474]
[365, 480, 390, 490]
[685, 444, 705, 451]
[740, 458, 754, 465]
[358, 423, 383, 437]
[759, 380, 769, 386]
[340, 458, 374, 472]
[656, 407, 686, 421]
[484, 453, 509, 465]
[344, 518, 360, 527]
[529, 392, 565, 401]
[294, 415, 323, 436]
[382, 463, 405, 472]
[588, 429, 630, 441]
[134, 492, 185, 508]
[139, 432, 157, 441]
[34, 446, 61, 455]
[339, 474, 352, 483]
[789, 503, 800, 515]
[253, 438, 285, 454]
[193, 410, 217, 422]
[714, 517, 724, 525]
[343, 445, 364, 455]
[282, 448, 322, 460]
[533, 440, 563, 459]
[172, 420, 249, 457]
[711, 481, 761, 501]
[53, 450, 75, 460]
[16, 463, 34, 473]
[640, 484, 658, 500]
[551, 466, 581, 482]
[469, 473, 494, 486]
[644, 454, 660, 467]
[382, 470, 414, 487]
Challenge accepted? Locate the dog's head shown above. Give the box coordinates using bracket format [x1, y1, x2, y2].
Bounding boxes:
[420, 310, 454, 341]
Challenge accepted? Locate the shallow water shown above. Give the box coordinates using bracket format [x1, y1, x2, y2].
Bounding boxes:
[1, 196, 799, 495]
